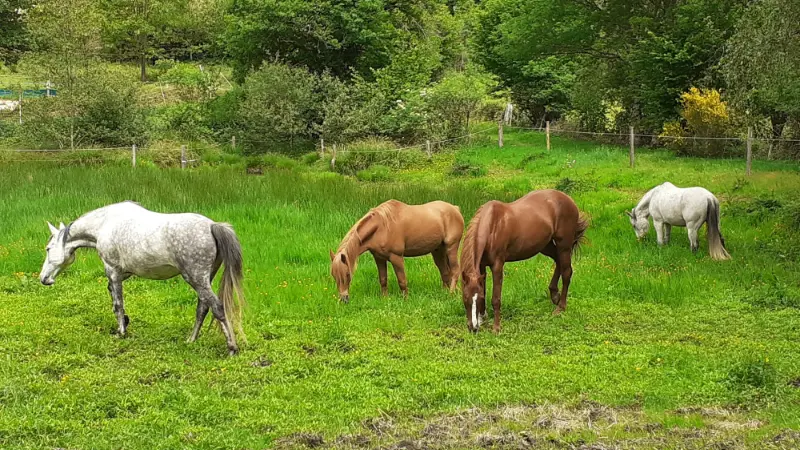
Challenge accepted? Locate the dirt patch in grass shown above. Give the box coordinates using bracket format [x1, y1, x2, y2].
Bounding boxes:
[278, 402, 787, 449]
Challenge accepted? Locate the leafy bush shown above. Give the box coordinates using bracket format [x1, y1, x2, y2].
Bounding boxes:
[450, 154, 487, 177]
[236, 63, 318, 153]
[159, 63, 220, 102]
[661, 88, 737, 157]
[301, 152, 320, 165]
[17, 67, 147, 148]
[356, 165, 393, 182]
[426, 69, 500, 139]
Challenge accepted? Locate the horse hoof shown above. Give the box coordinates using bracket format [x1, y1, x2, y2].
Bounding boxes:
[552, 308, 564, 316]
[550, 293, 560, 305]
[228, 347, 239, 356]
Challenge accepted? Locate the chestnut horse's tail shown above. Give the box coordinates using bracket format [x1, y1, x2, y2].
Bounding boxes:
[572, 211, 590, 256]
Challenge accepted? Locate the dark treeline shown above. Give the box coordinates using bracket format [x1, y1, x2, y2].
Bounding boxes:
[0, 0, 798, 157]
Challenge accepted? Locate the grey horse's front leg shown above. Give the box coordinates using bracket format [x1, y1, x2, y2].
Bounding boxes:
[105, 266, 129, 336]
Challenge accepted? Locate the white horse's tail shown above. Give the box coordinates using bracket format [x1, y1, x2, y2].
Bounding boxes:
[706, 198, 730, 261]
[211, 223, 247, 342]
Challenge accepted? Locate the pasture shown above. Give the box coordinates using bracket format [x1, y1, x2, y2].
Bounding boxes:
[1, 132, 800, 448]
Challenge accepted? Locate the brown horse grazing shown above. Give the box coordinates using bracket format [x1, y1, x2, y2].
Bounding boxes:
[330, 200, 464, 302]
[460, 190, 589, 333]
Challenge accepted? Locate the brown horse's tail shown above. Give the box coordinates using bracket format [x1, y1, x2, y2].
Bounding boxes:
[572, 211, 590, 256]
[706, 198, 731, 261]
[211, 223, 247, 343]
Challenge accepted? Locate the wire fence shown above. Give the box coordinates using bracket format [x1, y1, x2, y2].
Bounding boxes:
[1, 121, 798, 176]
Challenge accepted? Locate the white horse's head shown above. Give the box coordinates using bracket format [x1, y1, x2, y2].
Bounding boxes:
[40, 222, 75, 285]
[626, 209, 649, 240]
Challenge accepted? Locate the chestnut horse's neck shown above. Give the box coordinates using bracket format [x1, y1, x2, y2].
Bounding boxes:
[337, 206, 392, 269]
[461, 202, 496, 276]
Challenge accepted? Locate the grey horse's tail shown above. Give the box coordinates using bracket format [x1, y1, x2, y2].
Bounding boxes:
[211, 223, 247, 342]
[706, 198, 731, 261]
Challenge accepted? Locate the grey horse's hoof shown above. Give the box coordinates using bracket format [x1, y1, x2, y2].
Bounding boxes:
[228, 347, 239, 356]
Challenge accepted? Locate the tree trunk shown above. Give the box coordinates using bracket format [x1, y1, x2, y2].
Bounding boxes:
[140, 54, 147, 82]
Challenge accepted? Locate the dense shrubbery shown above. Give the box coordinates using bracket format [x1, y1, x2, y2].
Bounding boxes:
[660, 88, 737, 157]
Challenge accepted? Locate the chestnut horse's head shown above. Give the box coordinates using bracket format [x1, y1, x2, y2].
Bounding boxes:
[461, 271, 486, 332]
[329, 250, 352, 303]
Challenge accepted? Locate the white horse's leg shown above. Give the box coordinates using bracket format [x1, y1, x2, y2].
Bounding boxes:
[664, 224, 672, 244]
[185, 275, 238, 355]
[654, 220, 665, 246]
[687, 223, 700, 253]
[187, 261, 221, 343]
[104, 265, 129, 336]
[187, 302, 210, 343]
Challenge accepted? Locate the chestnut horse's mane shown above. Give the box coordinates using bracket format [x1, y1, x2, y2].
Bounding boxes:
[337, 201, 396, 267]
[461, 203, 492, 276]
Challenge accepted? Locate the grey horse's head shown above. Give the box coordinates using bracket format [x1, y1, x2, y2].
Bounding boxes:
[40, 222, 75, 285]
[626, 209, 649, 240]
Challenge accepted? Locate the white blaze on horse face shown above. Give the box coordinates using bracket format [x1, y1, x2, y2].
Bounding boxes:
[471, 293, 478, 330]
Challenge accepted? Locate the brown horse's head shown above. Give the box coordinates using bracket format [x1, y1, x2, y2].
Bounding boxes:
[461, 272, 486, 332]
[330, 250, 352, 303]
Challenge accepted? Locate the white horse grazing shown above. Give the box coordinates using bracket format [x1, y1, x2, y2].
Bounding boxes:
[627, 182, 730, 260]
[40, 201, 246, 355]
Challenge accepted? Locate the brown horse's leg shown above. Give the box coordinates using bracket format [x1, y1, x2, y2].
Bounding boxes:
[490, 262, 504, 333]
[373, 253, 389, 296]
[389, 254, 408, 297]
[478, 265, 487, 320]
[541, 243, 561, 305]
[431, 246, 450, 290]
[554, 250, 573, 315]
[446, 242, 460, 293]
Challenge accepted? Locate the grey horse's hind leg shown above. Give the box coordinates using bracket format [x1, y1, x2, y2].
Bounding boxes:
[187, 301, 210, 343]
[187, 261, 221, 343]
[185, 276, 238, 355]
[104, 265, 130, 336]
[687, 223, 700, 253]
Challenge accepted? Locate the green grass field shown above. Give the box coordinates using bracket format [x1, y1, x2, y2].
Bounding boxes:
[1, 131, 800, 449]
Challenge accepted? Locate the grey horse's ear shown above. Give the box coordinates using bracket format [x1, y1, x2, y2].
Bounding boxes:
[48, 222, 59, 235]
[58, 222, 66, 230]
[625, 210, 634, 218]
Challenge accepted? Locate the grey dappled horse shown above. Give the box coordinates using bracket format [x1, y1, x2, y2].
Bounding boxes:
[627, 182, 730, 260]
[40, 201, 246, 355]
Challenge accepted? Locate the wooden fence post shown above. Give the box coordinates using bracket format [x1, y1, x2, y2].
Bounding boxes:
[331, 144, 337, 170]
[231, 136, 236, 151]
[18, 91, 22, 125]
[426, 139, 432, 159]
[629, 126, 635, 168]
[320, 138, 325, 158]
[498, 121, 504, 148]
[132, 144, 137, 168]
[746, 126, 753, 176]
[546, 121, 551, 151]
[181, 145, 187, 169]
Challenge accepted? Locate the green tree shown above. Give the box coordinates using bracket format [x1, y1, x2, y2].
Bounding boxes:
[723, 0, 800, 140]
[0, 0, 31, 64]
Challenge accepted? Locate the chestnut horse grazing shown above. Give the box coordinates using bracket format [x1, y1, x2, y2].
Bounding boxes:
[460, 190, 589, 333]
[330, 200, 464, 302]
